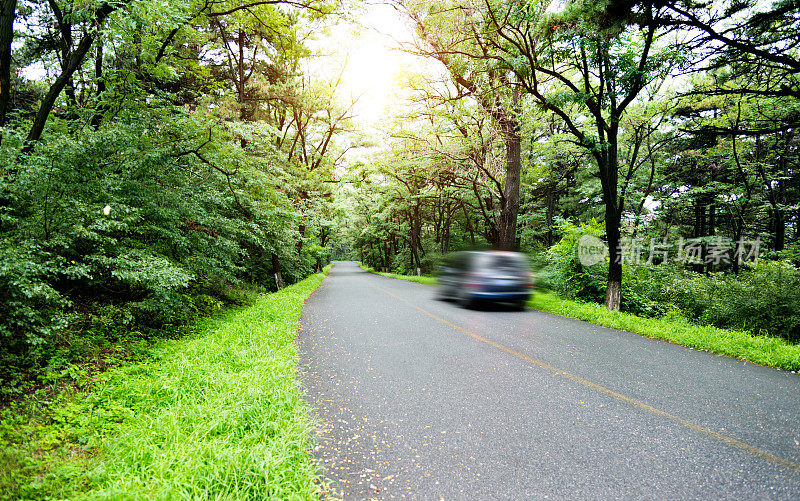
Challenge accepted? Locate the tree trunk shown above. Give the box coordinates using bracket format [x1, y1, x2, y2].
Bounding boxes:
[775, 210, 785, 251]
[545, 187, 555, 247]
[316, 227, 328, 272]
[498, 116, 521, 250]
[693, 200, 705, 273]
[464, 205, 475, 247]
[236, 29, 250, 149]
[90, 43, 106, 128]
[23, 2, 117, 151]
[777, 162, 786, 251]
[496, 87, 522, 251]
[705, 202, 715, 273]
[796, 208, 800, 243]
[600, 130, 623, 311]
[297, 223, 305, 255]
[732, 225, 742, 275]
[382, 243, 388, 271]
[442, 211, 451, 254]
[0, 0, 16, 131]
[271, 253, 284, 289]
[410, 204, 423, 273]
[604, 205, 623, 311]
[433, 198, 442, 245]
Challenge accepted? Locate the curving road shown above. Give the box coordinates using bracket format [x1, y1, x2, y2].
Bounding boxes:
[297, 261, 800, 499]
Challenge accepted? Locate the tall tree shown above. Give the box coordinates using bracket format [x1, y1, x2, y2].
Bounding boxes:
[0, 0, 16, 131]
[477, 0, 677, 309]
[402, 0, 524, 250]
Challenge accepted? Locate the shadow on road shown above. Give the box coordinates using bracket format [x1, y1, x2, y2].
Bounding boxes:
[437, 297, 527, 313]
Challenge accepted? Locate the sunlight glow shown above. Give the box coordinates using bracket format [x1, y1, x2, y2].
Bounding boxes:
[311, 3, 427, 128]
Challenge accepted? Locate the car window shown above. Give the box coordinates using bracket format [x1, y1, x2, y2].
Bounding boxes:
[475, 253, 529, 272]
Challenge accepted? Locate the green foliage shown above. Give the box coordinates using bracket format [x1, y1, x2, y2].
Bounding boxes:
[618, 265, 672, 318]
[0, 242, 72, 356]
[657, 261, 800, 342]
[542, 222, 800, 340]
[0, 112, 286, 388]
[0, 0, 342, 391]
[0, 271, 329, 499]
[544, 219, 607, 302]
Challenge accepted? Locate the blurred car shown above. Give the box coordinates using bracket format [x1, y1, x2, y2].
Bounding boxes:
[437, 251, 534, 309]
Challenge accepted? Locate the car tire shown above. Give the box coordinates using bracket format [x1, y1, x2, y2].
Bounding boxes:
[458, 288, 474, 309]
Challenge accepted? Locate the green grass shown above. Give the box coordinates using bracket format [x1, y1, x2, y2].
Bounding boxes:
[360, 266, 800, 372]
[529, 292, 800, 371]
[1, 270, 329, 500]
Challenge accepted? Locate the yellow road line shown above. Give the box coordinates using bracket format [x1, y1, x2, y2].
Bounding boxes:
[377, 286, 800, 474]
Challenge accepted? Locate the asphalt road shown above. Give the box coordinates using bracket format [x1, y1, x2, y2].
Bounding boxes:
[297, 261, 800, 499]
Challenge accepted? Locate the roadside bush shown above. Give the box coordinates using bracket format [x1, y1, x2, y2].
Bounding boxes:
[689, 261, 800, 341]
[543, 222, 800, 341]
[390, 247, 418, 275]
[614, 261, 800, 341]
[0, 110, 328, 394]
[619, 265, 671, 318]
[0, 241, 73, 393]
[545, 219, 607, 302]
[421, 250, 445, 275]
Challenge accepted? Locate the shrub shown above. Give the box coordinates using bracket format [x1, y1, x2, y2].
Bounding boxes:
[0, 241, 73, 391]
[695, 261, 800, 341]
[545, 219, 607, 302]
[542, 221, 800, 341]
[619, 265, 671, 318]
[618, 260, 800, 341]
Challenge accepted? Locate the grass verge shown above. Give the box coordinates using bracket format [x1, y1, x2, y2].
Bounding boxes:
[1, 269, 329, 500]
[529, 292, 800, 371]
[360, 266, 800, 372]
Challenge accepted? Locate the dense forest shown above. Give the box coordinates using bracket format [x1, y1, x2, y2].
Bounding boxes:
[1, 0, 800, 395]
[346, 0, 800, 340]
[0, 0, 347, 394]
